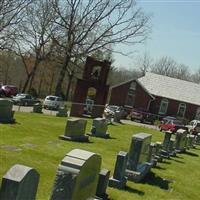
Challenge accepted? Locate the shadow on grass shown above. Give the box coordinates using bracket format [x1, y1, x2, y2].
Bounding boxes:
[125, 186, 145, 196]
[142, 172, 173, 190]
[183, 151, 199, 157]
[170, 158, 185, 164]
[173, 155, 184, 159]
[153, 165, 166, 170]
[160, 160, 171, 165]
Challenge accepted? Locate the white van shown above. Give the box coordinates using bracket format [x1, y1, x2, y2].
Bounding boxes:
[43, 96, 64, 110]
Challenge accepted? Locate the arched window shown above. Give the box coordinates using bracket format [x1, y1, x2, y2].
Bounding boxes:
[159, 99, 168, 115]
[177, 103, 186, 117]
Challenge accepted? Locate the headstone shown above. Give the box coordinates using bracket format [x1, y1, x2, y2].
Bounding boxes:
[50, 149, 101, 200]
[109, 151, 128, 189]
[90, 118, 109, 138]
[33, 103, 43, 113]
[0, 164, 39, 200]
[163, 131, 172, 151]
[0, 99, 15, 123]
[188, 135, 195, 148]
[175, 129, 188, 152]
[59, 118, 89, 142]
[113, 111, 121, 123]
[125, 133, 152, 182]
[148, 142, 157, 167]
[96, 169, 110, 200]
[195, 133, 200, 145]
[56, 106, 68, 117]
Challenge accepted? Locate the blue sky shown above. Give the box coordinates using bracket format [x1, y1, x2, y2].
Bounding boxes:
[114, 0, 200, 72]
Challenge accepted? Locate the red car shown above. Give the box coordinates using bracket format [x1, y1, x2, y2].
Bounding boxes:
[159, 118, 187, 133]
[0, 85, 18, 97]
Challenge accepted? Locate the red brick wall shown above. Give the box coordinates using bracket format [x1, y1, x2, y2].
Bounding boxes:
[109, 82, 132, 106]
[150, 96, 199, 120]
[134, 84, 152, 110]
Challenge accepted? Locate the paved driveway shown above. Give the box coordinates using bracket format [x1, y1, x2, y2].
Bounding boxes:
[13, 105, 58, 116]
[121, 119, 159, 130]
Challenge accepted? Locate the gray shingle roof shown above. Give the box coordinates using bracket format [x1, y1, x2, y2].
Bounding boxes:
[137, 72, 200, 106]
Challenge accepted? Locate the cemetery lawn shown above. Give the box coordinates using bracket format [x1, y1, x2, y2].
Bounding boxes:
[1, 112, 200, 200]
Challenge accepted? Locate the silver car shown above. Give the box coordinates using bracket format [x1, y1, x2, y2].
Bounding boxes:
[43, 96, 64, 110]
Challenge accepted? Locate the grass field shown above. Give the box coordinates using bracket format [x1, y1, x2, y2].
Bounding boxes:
[1, 112, 200, 200]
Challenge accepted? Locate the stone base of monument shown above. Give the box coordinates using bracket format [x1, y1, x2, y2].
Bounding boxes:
[108, 177, 127, 189]
[87, 132, 110, 139]
[125, 163, 152, 182]
[175, 147, 186, 153]
[59, 134, 89, 142]
[160, 150, 170, 159]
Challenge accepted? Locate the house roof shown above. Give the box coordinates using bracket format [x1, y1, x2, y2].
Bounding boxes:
[137, 72, 200, 106]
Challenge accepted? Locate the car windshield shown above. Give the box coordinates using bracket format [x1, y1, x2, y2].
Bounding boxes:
[16, 94, 26, 98]
[46, 96, 56, 101]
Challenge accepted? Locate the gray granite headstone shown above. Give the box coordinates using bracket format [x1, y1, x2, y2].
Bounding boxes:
[113, 111, 122, 123]
[90, 118, 109, 138]
[188, 135, 195, 148]
[195, 133, 200, 145]
[109, 151, 128, 189]
[125, 133, 152, 182]
[163, 131, 172, 151]
[59, 118, 89, 142]
[175, 129, 188, 152]
[33, 103, 43, 113]
[50, 149, 101, 200]
[56, 106, 68, 117]
[0, 164, 39, 200]
[0, 99, 15, 123]
[96, 169, 110, 200]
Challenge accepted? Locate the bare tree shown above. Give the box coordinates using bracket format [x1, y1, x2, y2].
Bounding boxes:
[151, 56, 177, 77]
[135, 52, 153, 76]
[191, 67, 200, 84]
[12, 0, 56, 92]
[0, 0, 32, 49]
[51, 0, 151, 99]
[175, 64, 191, 81]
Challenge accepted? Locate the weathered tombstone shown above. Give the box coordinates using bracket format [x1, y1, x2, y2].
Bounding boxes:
[195, 133, 200, 145]
[90, 118, 109, 138]
[113, 111, 121, 123]
[0, 99, 15, 123]
[33, 103, 43, 113]
[50, 149, 101, 200]
[188, 135, 195, 148]
[168, 138, 176, 157]
[175, 129, 188, 153]
[56, 106, 68, 117]
[148, 142, 157, 167]
[59, 118, 89, 142]
[125, 133, 152, 182]
[109, 151, 128, 189]
[0, 164, 39, 200]
[163, 131, 172, 151]
[96, 169, 110, 200]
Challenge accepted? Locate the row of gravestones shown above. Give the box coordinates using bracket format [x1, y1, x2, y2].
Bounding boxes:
[0, 99, 68, 123]
[1, 128, 199, 200]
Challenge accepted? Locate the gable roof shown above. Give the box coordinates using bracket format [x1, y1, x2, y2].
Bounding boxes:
[137, 72, 200, 106]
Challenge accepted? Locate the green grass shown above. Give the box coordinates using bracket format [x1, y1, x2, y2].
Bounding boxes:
[1, 112, 200, 200]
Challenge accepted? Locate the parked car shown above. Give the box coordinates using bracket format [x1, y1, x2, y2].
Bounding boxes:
[104, 105, 127, 119]
[43, 95, 64, 110]
[159, 118, 187, 133]
[0, 85, 18, 97]
[12, 94, 41, 106]
[185, 120, 200, 135]
[129, 108, 156, 124]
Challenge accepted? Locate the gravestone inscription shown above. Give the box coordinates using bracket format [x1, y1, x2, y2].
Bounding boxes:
[50, 149, 101, 200]
[125, 133, 152, 182]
